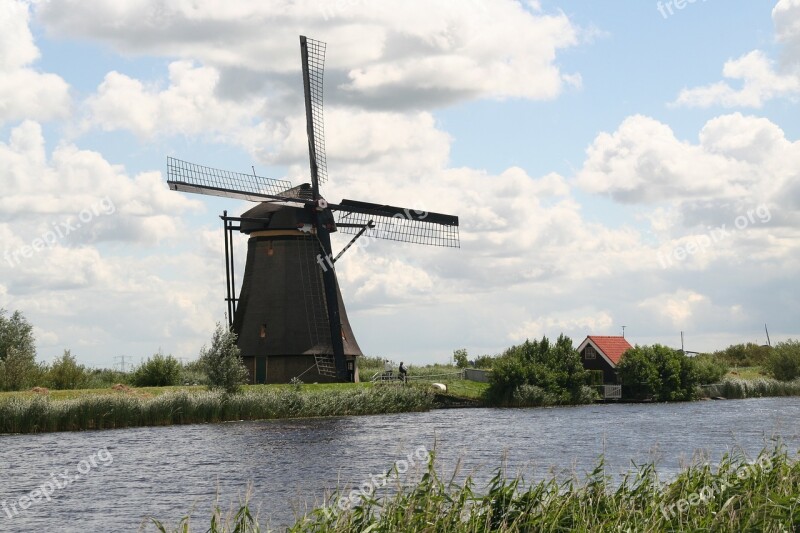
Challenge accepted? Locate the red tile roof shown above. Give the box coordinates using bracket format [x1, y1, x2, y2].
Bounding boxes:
[587, 336, 633, 365]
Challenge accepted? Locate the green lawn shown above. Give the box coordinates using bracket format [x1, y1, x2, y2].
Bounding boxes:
[0, 375, 486, 406]
[436, 379, 488, 400]
[725, 366, 768, 380]
[0, 382, 372, 403]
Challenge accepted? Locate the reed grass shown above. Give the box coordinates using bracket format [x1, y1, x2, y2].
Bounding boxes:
[151, 446, 800, 532]
[0, 386, 433, 434]
[699, 377, 800, 399]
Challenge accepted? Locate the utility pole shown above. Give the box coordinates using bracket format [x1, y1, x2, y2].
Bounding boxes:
[114, 355, 129, 373]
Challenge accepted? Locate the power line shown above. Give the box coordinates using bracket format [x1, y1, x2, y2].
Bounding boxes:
[113, 355, 131, 373]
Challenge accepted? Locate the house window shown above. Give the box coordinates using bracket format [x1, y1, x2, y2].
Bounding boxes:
[585, 346, 597, 360]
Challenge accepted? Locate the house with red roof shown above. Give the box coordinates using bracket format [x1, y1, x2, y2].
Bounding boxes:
[577, 335, 633, 385]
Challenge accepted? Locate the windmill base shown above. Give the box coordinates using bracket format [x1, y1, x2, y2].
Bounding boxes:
[242, 354, 359, 384]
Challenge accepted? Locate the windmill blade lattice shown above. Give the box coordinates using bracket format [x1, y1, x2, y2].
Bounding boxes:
[302, 37, 328, 187]
[334, 199, 460, 248]
[167, 157, 296, 202]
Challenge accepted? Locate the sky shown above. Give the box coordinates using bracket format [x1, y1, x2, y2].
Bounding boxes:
[1, 0, 799, 368]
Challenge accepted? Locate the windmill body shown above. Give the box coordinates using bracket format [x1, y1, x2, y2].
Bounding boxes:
[167, 36, 459, 384]
[233, 201, 363, 383]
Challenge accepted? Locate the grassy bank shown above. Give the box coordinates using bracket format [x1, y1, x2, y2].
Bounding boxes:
[0, 382, 370, 402]
[725, 366, 767, 380]
[153, 446, 800, 532]
[698, 377, 800, 399]
[0, 384, 434, 434]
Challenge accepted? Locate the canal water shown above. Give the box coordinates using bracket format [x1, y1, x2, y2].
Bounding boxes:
[1, 397, 799, 532]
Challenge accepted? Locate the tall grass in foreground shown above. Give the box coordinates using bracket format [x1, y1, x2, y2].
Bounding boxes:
[699, 377, 800, 399]
[0, 385, 433, 434]
[152, 447, 800, 532]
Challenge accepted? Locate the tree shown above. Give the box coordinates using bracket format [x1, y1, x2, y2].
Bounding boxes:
[47, 350, 90, 390]
[471, 354, 495, 369]
[453, 349, 469, 368]
[487, 334, 592, 406]
[0, 309, 35, 362]
[765, 339, 800, 381]
[132, 352, 182, 387]
[0, 309, 40, 391]
[692, 354, 729, 385]
[0, 347, 42, 391]
[199, 323, 249, 393]
[712, 343, 771, 367]
[617, 344, 698, 401]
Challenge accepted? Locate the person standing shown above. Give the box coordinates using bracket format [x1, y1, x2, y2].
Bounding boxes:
[399, 362, 407, 383]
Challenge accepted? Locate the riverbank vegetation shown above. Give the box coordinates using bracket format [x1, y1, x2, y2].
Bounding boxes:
[485, 335, 597, 407]
[4, 303, 800, 424]
[152, 446, 800, 532]
[617, 344, 701, 401]
[698, 377, 800, 399]
[0, 385, 433, 434]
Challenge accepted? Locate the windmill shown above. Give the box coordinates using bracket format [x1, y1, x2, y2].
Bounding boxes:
[167, 36, 460, 384]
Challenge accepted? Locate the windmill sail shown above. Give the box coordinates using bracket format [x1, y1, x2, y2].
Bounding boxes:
[300, 36, 328, 192]
[334, 199, 460, 248]
[167, 157, 296, 202]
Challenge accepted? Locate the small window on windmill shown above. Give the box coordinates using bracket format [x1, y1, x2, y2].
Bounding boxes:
[585, 346, 597, 360]
[260, 324, 267, 339]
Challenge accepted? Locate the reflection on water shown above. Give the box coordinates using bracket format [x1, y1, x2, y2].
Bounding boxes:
[1, 397, 799, 531]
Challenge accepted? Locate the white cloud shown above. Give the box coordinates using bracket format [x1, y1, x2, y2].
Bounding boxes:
[638, 290, 708, 329]
[37, 0, 580, 109]
[673, 51, 800, 108]
[0, 0, 70, 125]
[84, 61, 261, 139]
[672, 2, 800, 108]
[576, 113, 800, 213]
[509, 310, 614, 342]
[774, 0, 800, 63]
[0, 121, 201, 234]
[576, 113, 800, 274]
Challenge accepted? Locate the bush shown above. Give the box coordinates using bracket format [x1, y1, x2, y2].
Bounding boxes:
[0, 347, 44, 391]
[486, 335, 590, 407]
[199, 323, 249, 394]
[471, 354, 495, 369]
[712, 342, 771, 367]
[0, 309, 41, 391]
[617, 344, 698, 401]
[46, 350, 90, 390]
[765, 339, 800, 381]
[357, 356, 385, 380]
[0, 309, 36, 362]
[132, 352, 182, 387]
[699, 378, 800, 399]
[179, 359, 208, 385]
[453, 349, 469, 368]
[84, 368, 133, 389]
[691, 354, 729, 385]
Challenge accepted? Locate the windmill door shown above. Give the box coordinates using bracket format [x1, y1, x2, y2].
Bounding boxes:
[255, 356, 267, 384]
